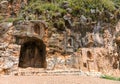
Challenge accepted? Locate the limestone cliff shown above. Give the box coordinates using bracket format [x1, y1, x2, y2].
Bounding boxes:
[0, 0, 120, 77]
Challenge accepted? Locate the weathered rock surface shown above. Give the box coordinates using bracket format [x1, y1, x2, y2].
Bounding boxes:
[0, 0, 120, 77]
[0, 20, 120, 77]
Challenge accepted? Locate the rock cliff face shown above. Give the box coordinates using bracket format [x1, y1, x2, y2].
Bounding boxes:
[0, 0, 120, 77]
[0, 20, 120, 76]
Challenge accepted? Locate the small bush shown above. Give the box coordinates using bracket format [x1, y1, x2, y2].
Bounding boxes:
[5, 17, 24, 22]
[101, 75, 120, 81]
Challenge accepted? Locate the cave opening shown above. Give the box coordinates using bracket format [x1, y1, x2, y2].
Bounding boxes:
[18, 39, 46, 68]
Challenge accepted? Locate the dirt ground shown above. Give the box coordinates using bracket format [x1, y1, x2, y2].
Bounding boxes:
[0, 76, 119, 84]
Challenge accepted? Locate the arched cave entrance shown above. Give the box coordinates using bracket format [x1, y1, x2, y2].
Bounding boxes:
[18, 39, 46, 68]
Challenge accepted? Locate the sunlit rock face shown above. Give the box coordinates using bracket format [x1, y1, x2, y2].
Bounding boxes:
[0, 20, 120, 76]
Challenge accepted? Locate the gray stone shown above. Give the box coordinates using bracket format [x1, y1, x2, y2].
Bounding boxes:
[66, 46, 74, 53]
[0, 43, 8, 50]
[61, 1, 69, 9]
[0, 22, 13, 35]
[80, 15, 87, 24]
[93, 33, 104, 47]
[65, 55, 75, 68]
[0, 57, 14, 69]
[66, 8, 72, 13]
[90, 9, 96, 14]
[63, 14, 71, 20]
[46, 57, 55, 70]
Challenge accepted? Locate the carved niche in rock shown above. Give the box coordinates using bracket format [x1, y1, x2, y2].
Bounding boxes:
[65, 37, 74, 54]
[19, 39, 46, 68]
[13, 20, 47, 68]
[86, 51, 94, 71]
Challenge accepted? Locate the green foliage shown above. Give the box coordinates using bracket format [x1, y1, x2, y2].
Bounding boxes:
[5, 18, 15, 22]
[5, 0, 119, 24]
[25, 0, 120, 16]
[101, 0, 115, 11]
[5, 18, 24, 22]
[60, 0, 116, 11]
[101, 75, 120, 81]
[23, 0, 120, 26]
[26, 1, 66, 14]
[112, 0, 120, 5]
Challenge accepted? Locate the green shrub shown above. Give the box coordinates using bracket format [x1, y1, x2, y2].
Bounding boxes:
[5, 17, 24, 22]
[18, 0, 120, 25]
[6, 18, 15, 22]
[101, 75, 120, 81]
[101, 0, 115, 11]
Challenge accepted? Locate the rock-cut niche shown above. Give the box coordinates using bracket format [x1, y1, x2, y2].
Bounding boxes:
[14, 21, 46, 68]
[18, 39, 46, 68]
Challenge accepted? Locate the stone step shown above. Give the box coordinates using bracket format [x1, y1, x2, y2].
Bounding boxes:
[17, 68, 46, 76]
[18, 68, 45, 72]
[13, 68, 102, 77]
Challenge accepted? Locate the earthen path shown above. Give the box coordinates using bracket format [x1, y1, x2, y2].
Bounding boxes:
[0, 76, 119, 84]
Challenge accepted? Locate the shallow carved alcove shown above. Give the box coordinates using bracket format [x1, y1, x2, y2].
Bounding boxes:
[34, 23, 41, 35]
[18, 39, 46, 68]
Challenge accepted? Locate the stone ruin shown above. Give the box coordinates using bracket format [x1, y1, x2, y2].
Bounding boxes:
[0, 20, 120, 76]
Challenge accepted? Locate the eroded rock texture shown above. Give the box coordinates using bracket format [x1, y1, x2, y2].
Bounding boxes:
[0, 20, 120, 76]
